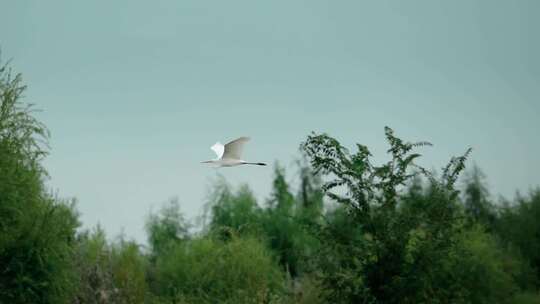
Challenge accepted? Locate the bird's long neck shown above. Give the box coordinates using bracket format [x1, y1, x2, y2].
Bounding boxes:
[243, 162, 267, 166]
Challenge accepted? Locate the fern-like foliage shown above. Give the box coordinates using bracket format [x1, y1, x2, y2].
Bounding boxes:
[301, 126, 473, 303]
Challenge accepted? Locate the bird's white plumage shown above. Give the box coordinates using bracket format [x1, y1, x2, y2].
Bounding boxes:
[222, 136, 250, 160]
[201, 136, 265, 168]
[210, 142, 224, 159]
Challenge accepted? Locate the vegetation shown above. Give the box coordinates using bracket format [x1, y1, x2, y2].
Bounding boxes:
[1, 60, 539, 303]
[0, 60, 80, 303]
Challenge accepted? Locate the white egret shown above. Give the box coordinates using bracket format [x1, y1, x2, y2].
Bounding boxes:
[201, 137, 267, 167]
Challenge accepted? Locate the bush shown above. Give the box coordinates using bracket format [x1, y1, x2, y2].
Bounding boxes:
[152, 236, 285, 303]
[72, 227, 149, 304]
[146, 198, 191, 256]
[301, 127, 473, 303]
[496, 189, 540, 288]
[0, 59, 79, 303]
[445, 226, 520, 303]
[206, 179, 263, 239]
[511, 292, 540, 304]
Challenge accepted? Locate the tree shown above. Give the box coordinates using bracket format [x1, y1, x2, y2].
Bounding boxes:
[72, 226, 149, 304]
[205, 179, 262, 239]
[0, 59, 79, 303]
[151, 236, 284, 303]
[496, 189, 540, 289]
[301, 126, 472, 303]
[295, 159, 324, 222]
[262, 165, 304, 276]
[146, 198, 190, 256]
[462, 165, 495, 229]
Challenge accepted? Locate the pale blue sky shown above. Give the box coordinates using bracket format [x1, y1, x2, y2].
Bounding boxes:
[1, 0, 539, 243]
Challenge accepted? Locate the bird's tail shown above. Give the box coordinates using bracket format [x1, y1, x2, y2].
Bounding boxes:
[244, 162, 267, 166]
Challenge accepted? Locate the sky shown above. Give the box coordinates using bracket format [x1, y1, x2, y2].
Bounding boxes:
[1, 0, 539, 243]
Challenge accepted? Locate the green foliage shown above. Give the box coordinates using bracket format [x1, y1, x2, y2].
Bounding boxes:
[295, 159, 324, 223]
[206, 178, 263, 238]
[462, 165, 495, 229]
[204, 169, 321, 278]
[72, 227, 116, 303]
[0, 60, 79, 303]
[261, 165, 304, 276]
[496, 189, 540, 288]
[152, 236, 285, 303]
[2, 57, 539, 303]
[510, 292, 540, 304]
[287, 275, 325, 304]
[146, 198, 190, 255]
[292, 162, 324, 273]
[110, 238, 148, 304]
[301, 127, 474, 303]
[72, 227, 148, 304]
[0, 61, 49, 165]
[447, 226, 520, 303]
[267, 165, 295, 212]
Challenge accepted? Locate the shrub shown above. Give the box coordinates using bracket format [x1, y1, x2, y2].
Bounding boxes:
[153, 236, 285, 303]
[0, 59, 79, 303]
[301, 127, 473, 303]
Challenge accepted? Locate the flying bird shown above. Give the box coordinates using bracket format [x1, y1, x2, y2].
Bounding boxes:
[201, 137, 267, 167]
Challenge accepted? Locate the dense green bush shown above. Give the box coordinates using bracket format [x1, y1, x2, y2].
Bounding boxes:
[301, 127, 475, 303]
[0, 60, 80, 303]
[146, 198, 191, 256]
[496, 189, 540, 288]
[452, 226, 520, 303]
[152, 236, 285, 303]
[510, 292, 540, 304]
[72, 226, 149, 304]
[205, 166, 322, 278]
[260, 165, 307, 277]
[110, 238, 148, 303]
[462, 166, 496, 229]
[72, 227, 116, 303]
[206, 179, 263, 238]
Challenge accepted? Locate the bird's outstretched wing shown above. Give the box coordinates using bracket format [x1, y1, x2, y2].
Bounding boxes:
[210, 142, 225, 159]
[222, 137, 250, 160]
